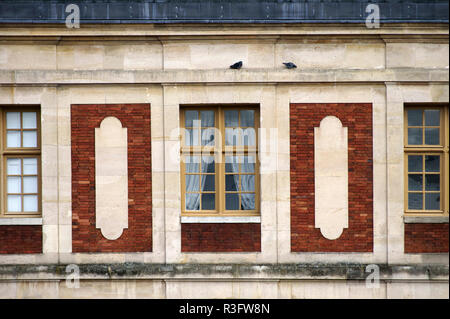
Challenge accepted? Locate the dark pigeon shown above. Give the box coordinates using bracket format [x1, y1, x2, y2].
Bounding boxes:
[230, 61, 243, 69]
[283, 62, 297, 69]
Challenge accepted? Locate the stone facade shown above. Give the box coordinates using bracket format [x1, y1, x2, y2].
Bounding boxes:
[0, 21, 448, 299]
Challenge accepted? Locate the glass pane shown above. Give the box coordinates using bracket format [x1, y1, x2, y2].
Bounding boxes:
[7, 131, 21, 148]
[241, 128, 256, 146]
[185, 111, 198, 127]
[23, 131, 37, 147]
[241, 194, 255, 210]
[225, 110, 239, 127]
[408, 193, 423, 210]
[185, 128, 199, 146]
[408, 174, 422, 191]
[407, 128, 422, 145]
[6, 112, 21, 129]
[201, 156, 215, 173]
[7, 177, 21, 194]
[200, 111, 214, 127]
[225, 156, 239, 173]
[201, 175, 215, 192]
[407, 109, 422, 126]
[7, 195, 22, 212]
[425, 155, 440, 172]
[226, 175, 239, 191]
[185, 175, 200, 192]
[201, 194, 215, 210]
[23, 158, 38, 175]
[242, 156, 255, 173]
[22, 112, 37, 129]
[408, 155, 422, 172]
[425, 128, 439, 145]
[185, 193, 200, 210]
[201, 128, 215, 146]
[241, 175, 255, 192]
[7, 158, 21, 175]
[185, 156, 200, 173]
[225, 193, 239, 210]
[225, 128, 239, 146]
[23, 195, 38, 212]
[425, 175, 440, 191]
[425, 193, 440, 210]
[240, 110, 254, 127]
[23, 176, 38, 193]
[424, 110, 440, 126]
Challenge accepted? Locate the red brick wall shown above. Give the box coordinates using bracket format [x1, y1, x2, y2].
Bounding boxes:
[182, 223, 261, 252]
[290, 103, 373, 252]
[71, 104, 152, 253]
[405, 223, 449, 253]
[0, 226, 42, 254]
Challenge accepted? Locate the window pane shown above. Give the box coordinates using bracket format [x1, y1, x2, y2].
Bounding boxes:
[201, 194, 215, 210]
[7, 131, 21, 147]
[22, 112, 37, 129]
[23, 195, 38, 212]
[23, 158, 38, 175]
[425, 193, 440, 210]
[201, 175, 215, 192]
[23, 130, 37, 147]
[425, 175, 440, 191]
[225, 128, 239, 146]
[7, 158, 21, 175]
[225, 156, 239, 173]
[241, 175, 255, 192]
[408, 193, 423, 210]
[185, 156, 200, 173]
[186, 193, 200, 210]
[7, 177, 22, 194]
[201, 128, 215, 146]
[200, 111, 214, 127]
[408, 174, 422, 191]
[407, 109, 422, 126]
[241, 128, 256, 146]
[201, 156, 215, 173]
[408, 155, 422, 172]
[185, 175, 200, 192]
[240, 110, 254, 127]
[242, 156, 255, 173]
[425, 128, 439, 145]
[185, 128, 199, 146]
[7, 195, 22, 212]
[226, 175, 239, 191]
[185, 111, 198, 127]
[225, 110, 239, 127]
[424, 110, 440, 126]
[23, 176, 38, 193]
[6, 112, 21, 129]
[241, 194, 255, 210]
[407, 128, 422, 145]
[425, 155, 440, 172]
[225, 193, 239, 210]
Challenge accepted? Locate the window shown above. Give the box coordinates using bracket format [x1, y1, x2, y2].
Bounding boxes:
[0, 107, 41, 217]
[404, 105, 449, 216]
[180, 106, 260, 216]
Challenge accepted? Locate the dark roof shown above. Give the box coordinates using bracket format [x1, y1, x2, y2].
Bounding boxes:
[0, 0, 448, 24]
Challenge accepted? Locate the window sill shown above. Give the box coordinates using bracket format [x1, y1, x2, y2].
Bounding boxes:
[0, 217, 43, 225]
[181, 216, 261, 224]
[404, 216, 449, 224]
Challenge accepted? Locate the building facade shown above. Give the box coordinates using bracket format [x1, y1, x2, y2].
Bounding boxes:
[0, 0, 448, 299]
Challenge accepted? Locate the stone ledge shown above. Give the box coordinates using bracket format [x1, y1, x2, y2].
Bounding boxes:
[181, 216, 261, 223]
[0, 218, 43, 226]
[404, 216, 449, 224]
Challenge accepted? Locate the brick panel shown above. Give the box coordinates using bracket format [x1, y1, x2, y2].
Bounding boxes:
[0, 226, 42, 254]
[405, 223, 449, 253]
[71, 104, 152, 253]
[290, 103, 373, 252]
[182, 223, 261, 252]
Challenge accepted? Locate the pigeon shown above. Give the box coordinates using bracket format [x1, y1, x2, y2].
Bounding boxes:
[230, 61, 243, 70]
[283, 62, 297, 69]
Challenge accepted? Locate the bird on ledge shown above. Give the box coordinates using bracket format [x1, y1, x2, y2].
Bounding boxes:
[283, 62, 297, 69]
[230, 61, 243, 69]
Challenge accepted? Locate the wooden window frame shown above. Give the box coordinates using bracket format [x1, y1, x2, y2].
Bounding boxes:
[404, 104, 449, 217]
[180, 105, 260, 217]
[0, 106, 42, 218]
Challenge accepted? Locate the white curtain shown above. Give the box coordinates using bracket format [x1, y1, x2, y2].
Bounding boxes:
[185, 157, 200, 210]
[240, 159, 255, 210]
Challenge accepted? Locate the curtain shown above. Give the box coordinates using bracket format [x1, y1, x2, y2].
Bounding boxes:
[240, 158, 255, 210]
[185, 156, 200, 210]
